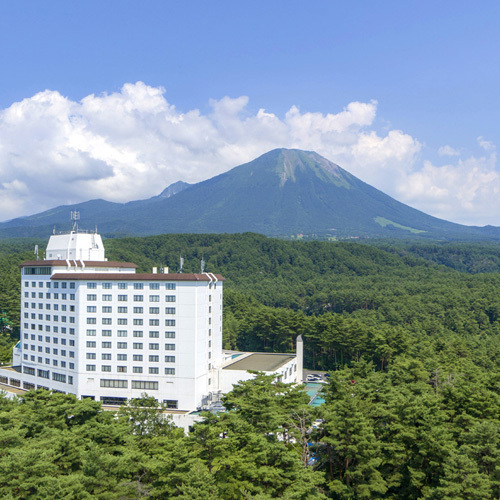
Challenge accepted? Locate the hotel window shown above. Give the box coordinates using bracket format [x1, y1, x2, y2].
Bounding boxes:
[87, 294, 97, 301]
[87, 353, 96, 359]
[86, 341, 96, 348]
[149, 319, 160, 326]
[164, 399, 177, 408]
[102, 283, 112, 289]
[149, 307, 160, 314]
[133, 367, 143, 373]
[117, 342, 127, 349]
[165, 308, 176, 315]
[117, 354, 127, 361]
[133, 319, 143, 325]
[133, 354, 143, 361]
[165, 368, 175, 375]
[118, 307, 127, 313]
[133, 331, 143, 337]
[102, 342, 112, 348]
[165, 356, 175, 362]
[165, 295, 176, 302]
[149, 331, 159, 338]
[102, 317, 113, 325]
[118, 295, 127, 302]
[117, 318, 128, 325]
[133, 307, 143, 314]
[118, 283, 128, 290]
[102, 330, 112, 336]
[102, 353, 111, 360]
[87, 318, 97, 324]
[133, 295, 143, 302]
[86, 365, 96, 371]
[149, 355, 159, 362]
[149, 367, 159, 374]
[69, 283, 75, 289]
[131, 381, 158, 390]
[165, 344, 175, 350]
[102, 365, 111, 372]
[117, 330, 127, 337]
[117, 366, 127, 373]
[149, 295, 160, 302]
[133, 343, 143, 350]
[102, 306, 112, 313]
[165, 320, 175, 326]
[149, 283, 160, 290]
[166, 283, 176, 290]
[87, 283, 97, 289]
[149, 343, 159, 350]
[87, 306, 97, 313]
[102, 295, 112, 301]
[134, 283, 143, 290]
[100, 379, 128, 388]
[165, 331, 175, 338]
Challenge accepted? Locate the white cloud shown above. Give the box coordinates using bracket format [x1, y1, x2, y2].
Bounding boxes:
[0, 81, 499, 226]
[438, 145, 460, 157]
[478, 136, 495, 152]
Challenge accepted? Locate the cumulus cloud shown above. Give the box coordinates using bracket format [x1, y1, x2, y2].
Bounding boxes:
[0, 81, 499, 226]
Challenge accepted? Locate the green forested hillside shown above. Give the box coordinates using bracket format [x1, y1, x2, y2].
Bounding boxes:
[2, 235, 500, 497]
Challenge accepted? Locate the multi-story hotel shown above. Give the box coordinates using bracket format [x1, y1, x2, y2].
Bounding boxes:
[0, 225, 302, 414]
[1, 229, 222, 410]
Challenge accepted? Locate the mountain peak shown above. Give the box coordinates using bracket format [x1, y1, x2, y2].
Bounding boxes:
[258, 148, 350, 188]
[157, 181, 191, 199]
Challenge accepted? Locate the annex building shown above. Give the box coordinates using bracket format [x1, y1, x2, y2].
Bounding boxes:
[0, 227, 301, 412]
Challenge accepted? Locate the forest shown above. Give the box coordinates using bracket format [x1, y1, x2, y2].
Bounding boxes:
[1, 233, 500, 498]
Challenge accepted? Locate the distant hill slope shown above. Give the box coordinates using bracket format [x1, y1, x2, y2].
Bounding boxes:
[1, 148, 499, 240]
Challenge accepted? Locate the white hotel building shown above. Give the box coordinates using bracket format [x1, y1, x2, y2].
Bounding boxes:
[0, 229, 302, 412]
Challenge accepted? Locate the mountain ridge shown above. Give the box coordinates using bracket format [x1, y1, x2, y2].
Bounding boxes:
[1, 148, 499, 241]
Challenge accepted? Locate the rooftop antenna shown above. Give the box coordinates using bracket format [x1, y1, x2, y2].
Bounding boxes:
[70, 211, 80, 232]
[200, 256, 205, 273]
[179, 255, 184, 273]
[34, 245, 39, 261]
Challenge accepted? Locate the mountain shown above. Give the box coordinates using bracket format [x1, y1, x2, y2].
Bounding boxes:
[156, 181, 191, 199]
[1, 148, 499, 240]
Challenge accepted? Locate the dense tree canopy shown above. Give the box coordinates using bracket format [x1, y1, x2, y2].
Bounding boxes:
[2, 233, 500, 497]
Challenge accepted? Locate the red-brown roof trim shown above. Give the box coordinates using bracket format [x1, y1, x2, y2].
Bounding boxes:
[50, 273, 225, 282]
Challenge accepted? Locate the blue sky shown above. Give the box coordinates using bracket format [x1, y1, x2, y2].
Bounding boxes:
[1, 1, 500, 225]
